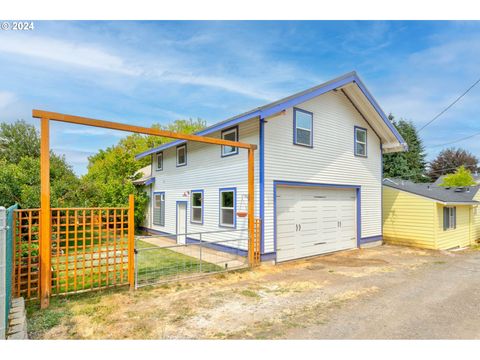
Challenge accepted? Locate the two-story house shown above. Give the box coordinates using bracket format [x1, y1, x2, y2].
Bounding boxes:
[135, 71, 407, 263]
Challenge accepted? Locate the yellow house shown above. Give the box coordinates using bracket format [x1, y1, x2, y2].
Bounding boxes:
[383, 179, 480, 250]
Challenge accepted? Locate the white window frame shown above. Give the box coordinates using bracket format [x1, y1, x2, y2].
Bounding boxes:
[293, 108, 313, 147]
[219, 188, 236, 228]
[355, 127, 367, 157]
[190, 190, 203, 224]
[221, 127, 239, 157]
[156, 152, 163, 171]
[176, 144, 187, 167]
[444, 206, 456, 230]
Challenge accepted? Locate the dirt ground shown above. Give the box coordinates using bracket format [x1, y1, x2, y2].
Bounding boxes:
[28, 244, 480, 339]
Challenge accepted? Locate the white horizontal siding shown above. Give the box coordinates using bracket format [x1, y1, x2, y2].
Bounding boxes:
[263, 91, 382, 253]
[149, 119, 260, 250]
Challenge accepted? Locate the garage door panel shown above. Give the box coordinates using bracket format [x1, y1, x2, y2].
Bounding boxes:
[276, 186, 357, 262]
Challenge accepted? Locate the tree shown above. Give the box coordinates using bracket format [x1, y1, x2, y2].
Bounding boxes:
[428, 148, 479, 181]
[382, 115, 428, 182]
[439, 165, 476, 187]
[0, 120, 80, 208]
[79, 118, 206, 227]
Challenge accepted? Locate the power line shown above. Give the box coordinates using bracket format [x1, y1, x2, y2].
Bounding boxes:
[426, 130, 480, 148]
[418, 77, 480, 132]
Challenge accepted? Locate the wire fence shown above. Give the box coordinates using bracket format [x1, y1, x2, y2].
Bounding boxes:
[134, 228, 249, 288]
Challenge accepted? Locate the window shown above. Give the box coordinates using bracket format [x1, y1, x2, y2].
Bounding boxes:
[221, 127, 239, 157]
[156, 152, 163, 170]
[191, 190, 203, 224]
[176, 144, 187, 167]
[443, 206, 456, 230]
[153, 192, 165, 226]
[355, 127, 367, 157]
[294, 108, 313, 147]
[219, 188, 236, 227]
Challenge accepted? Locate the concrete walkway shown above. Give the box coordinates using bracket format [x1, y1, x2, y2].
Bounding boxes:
[138, 235, 247, 270]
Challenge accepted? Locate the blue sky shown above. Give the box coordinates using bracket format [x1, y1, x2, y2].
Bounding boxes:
[1, 21, 480, 175]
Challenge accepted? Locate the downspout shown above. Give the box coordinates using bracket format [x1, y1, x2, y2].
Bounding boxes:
[259, 117, 265, 254]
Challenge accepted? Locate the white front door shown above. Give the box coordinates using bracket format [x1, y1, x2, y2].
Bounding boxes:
[276, 186, 357, 262]
[176, 202, 187, 244]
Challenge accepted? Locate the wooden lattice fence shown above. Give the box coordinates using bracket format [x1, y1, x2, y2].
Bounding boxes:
[12, 203, 134, 299]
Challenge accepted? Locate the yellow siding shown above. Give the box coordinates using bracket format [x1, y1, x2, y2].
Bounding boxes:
[382, 186, 437, 249]
[435, 204, 472, 249]
[471, 190, 480, 243]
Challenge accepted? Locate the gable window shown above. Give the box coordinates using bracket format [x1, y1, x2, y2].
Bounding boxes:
[294, 108, 313, 147]
[221, 127, 239, 157]
[219, 188, 236, 227]
[191, 190, 203, 224]
[355, 127, 367, 157]
[156, 152, 163, 170]
[153, 192, 165, 226]
[443, 206, 456, 230]
[176, 144, 187, 167]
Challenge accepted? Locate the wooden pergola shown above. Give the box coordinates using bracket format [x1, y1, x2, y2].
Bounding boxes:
[32, 109, 257, 309]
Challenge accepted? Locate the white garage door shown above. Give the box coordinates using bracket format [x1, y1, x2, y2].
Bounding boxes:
[276, 186, 357, 262]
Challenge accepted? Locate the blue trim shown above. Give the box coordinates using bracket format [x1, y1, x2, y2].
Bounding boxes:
[187, 237, 247, 257]
[220, 126, 239, 157]
[190, 189, 204, 225]
[156, 151, 163, 171]
[139, 227, 172, 237]
[152, 191, 165, 227]
[259, 118, 265, 253]
[219, 187, 237, 228]
[293, 107, 313, 148]
[176, 201, 188, 243]
[360, 235, 382, 244]
[354, 126, 368, 157]
[273, 181, 362, 262]
[135, 71, 407, 160]
[176, 144, 187, 167]
[144, 177, 155, 186]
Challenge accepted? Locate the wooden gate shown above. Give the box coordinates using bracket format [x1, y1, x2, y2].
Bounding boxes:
[12, 196, 134, 299]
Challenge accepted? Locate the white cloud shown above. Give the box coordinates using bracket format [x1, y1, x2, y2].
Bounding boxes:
[0, 33, 140, 76]
[60, 127, 126, 137]
[0, 91, 16, 109]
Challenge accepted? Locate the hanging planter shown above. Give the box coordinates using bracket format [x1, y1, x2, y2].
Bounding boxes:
[236, 211, 248, 218]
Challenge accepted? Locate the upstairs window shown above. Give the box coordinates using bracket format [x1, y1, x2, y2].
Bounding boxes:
[176, 144, 187, 167]
[294, 108, 313, 147]
[153, 192, 165, 226]
[219, 188, 236, 227]
[191, 190, 203, 224]
[355, 127, 367, 157]
[443, 207, 456, 230]
[156, 152, 163, 170]
[221, 127, 239, 157]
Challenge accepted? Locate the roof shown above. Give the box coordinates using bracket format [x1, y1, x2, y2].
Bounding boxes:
[383, 178, 480, 204]
[132, 165, 155, 186]
[136, 71, 408, 160]
[433, 173, 480, 186]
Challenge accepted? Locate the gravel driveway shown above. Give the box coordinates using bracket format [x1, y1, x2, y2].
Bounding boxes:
[30, 244, 480, 339]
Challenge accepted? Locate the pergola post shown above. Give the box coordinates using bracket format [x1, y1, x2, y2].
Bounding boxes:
[40, 118, 51, 309]
[247, 148, 255, 266]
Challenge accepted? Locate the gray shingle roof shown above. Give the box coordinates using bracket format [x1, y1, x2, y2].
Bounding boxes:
[383, 178, 480, 204]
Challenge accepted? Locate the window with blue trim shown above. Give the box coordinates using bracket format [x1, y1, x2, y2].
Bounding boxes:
[153, 193, 165, 226]
[176, 144, 187, 166]
[221, 127, 239, 156]
[220, 189, 235, 227]
[156, 152, 163, 170]
[191, 191, 203, 224]
[294, 108, 313, 147]
[355, 127, 367, 157]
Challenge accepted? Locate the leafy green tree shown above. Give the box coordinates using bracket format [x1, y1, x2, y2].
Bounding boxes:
[439, 165, 476, 187]
[428, 147, 479, 181]
[79, 118, 206, 227]
[0, 120, 80, 208]
[383, 115, 428, 182]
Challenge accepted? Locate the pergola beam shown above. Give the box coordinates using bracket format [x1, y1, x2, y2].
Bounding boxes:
[32, 110, 257, 150]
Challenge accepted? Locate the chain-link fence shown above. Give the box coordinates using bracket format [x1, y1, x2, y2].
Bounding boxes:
[134, 229, 249, 288]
